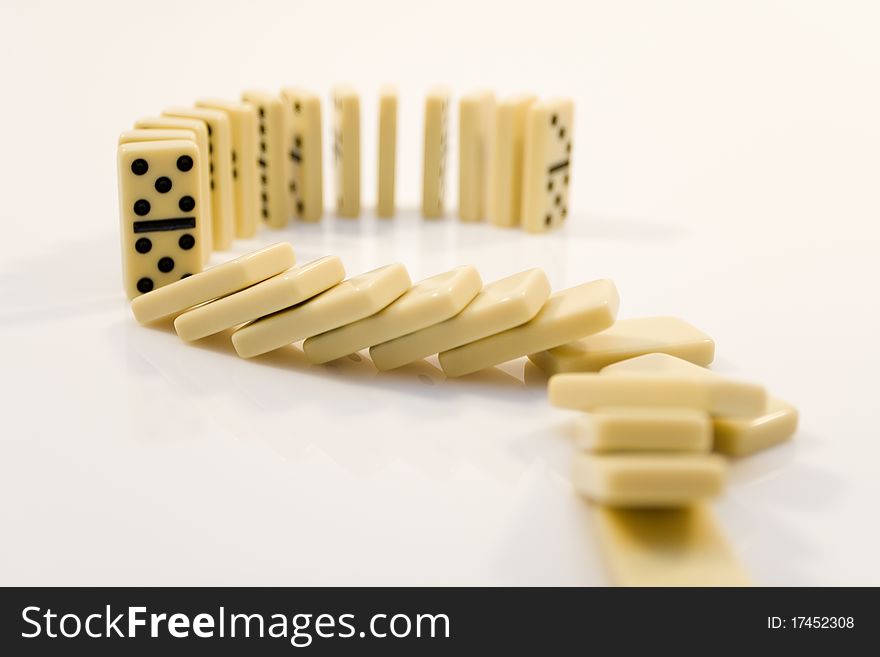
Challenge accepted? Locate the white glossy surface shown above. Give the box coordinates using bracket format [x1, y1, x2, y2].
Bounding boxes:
[1, 0, 879, 585]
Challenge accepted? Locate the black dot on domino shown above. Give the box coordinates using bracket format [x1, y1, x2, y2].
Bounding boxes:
[231, 150, 237, 163]
[551, 114, 558, 126]
[295, 136, 302, 148]
[133, 199, 150, 216]
[261, 192, 268, 202]
[206, 124, 213, 136]
[179, 196, 195, 212]
[564, 174, 569, 185]
[262, 209, 269, 219]
[176, 155, 193, 172]
[547, 180, 553, 191]
[558, 127, 565, 139]
[137, 277, 153, 293]
[555, 195, 562, 206]
[131, 158, 148, 175]
[296, 201, 304, 215]
[135, 237, 152, 254]
[157, 257, 175, 273]
[294, 101, 301, 113]
[259, 106, 265, 118]
[155, 176, 172, 193]
[260, 124, 265, 135]
[178, 234, 195, 250]
[566, 142, 572, 154]
[545, 213, 552, 226]
[290, 181, 297, 193]
[561, 207, 568, 219]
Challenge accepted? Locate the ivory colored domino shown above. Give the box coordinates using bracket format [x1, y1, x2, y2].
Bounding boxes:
[232, 264, 411, 358]
[592, 504, 751, 586]
[132, 118, 213, 261]
[130, 242, 295, 324]
[332, 86, 361, 217]
[574, 407, 712, 453]
[119, 128, 211, 273]
[370, 269, 551, 371]
[438, 279, 619, 378]
[164, 107, 235, 250]
[458, 90, 494, 222]
[521, 99, 573, 232]
[713, 396, 798, 457]
[376, 86, 398, 218]
[241, 90, 290, 228]
[196, 99, 260, 238]
[280, 87, 324, 221]
[118, 140, 206, 299]
[488, 95, 535, 227]
[528, 316, 715, 375]
[174, 256, 345, 341]
[550, 365, 766, 418]
[303, 266, 482, 364]
[422, 87, 450, 218]
[573, 453, 726, 507]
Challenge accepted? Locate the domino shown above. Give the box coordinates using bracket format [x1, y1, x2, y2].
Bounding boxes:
[370, 269, 550, 371]
[118, 128, 211, 271]
[376, 86, 398, 218]
[164, 107, 235, 250]
[241, 90, 290, 228]
[521, 99, 574, 232]
[196, 98, 260, 238]
[232, 263, 411, 358]
[438, 279, 619, 378]
[712, 396, 798, 457]
[573, 407, 712, 453]
[118, 140, 206, 299]
[592, 504, 751, 586]
[573, 453, 727, 507]
[331, 86, 361, 217]
[280, 87, 324, 221]
[130, 242, 295, 324]
[488, 95, 535, 227]
[303, 266, 482, 364]
[132, 118, 213, 261]
[174, 256, 345, 341]
[458, 90, 494, 221]
[422, 87, 450, 218]
[550, 356, 767, 417]
[528, 316, 715, 375]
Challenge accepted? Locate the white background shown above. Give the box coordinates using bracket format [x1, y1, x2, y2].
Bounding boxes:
[1, 0, 878, 585]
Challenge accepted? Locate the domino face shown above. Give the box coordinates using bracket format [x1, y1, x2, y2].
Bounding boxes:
[281, 88, 324, 221]
[488, 95, 535, 227]
[458, 90, 495, 222]
[163, 107, 235, 250]
[573, 453, 727, 508]
[130, 242, 295, 324]
[422, 88, 450, 218]
[370, 268, 550, 371]
[528, 316, 716, 375]
[593, 505, 751, 586]
[332, 87, 361, 217]
[133, 118, 213, 261]
[174, 256, 345, 341]
[521, 99, 573, 233]
[303, 266, 482, 364]
[118, 140, 205, 300]
[196, 99, 260, 239]
[712, 396, 798, 457]
[438, 279, 619, 377]
[232, 263, 411, 358]
[376, 86, 398, 218]
[241, 91, 290, 229]
[574, 407, 712, 453]
[119, 128, 211, 271]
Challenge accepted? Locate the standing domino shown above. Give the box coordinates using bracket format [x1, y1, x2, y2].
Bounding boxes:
[422, 87, 450, 218]
[134, 117, 213, 261]
[377, 86, 398, 218]
[241, 90, 290, 229]
[522, 99, 574, 232]
[332, 86, 361, 217]
[164, 107, 235, 250]
[118, 140, 205, 299]
[196, 99, 260, 238]
[458, 90, 494, 221]
[280, 87, 324, 222]
[489, 95, 535, 227]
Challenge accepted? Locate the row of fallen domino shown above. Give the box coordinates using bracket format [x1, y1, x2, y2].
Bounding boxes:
[538, 325, 798, 585]
[119, 88, 570, 298]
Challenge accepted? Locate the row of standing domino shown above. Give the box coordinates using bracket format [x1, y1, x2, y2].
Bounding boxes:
[118, 87, 572, 298]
